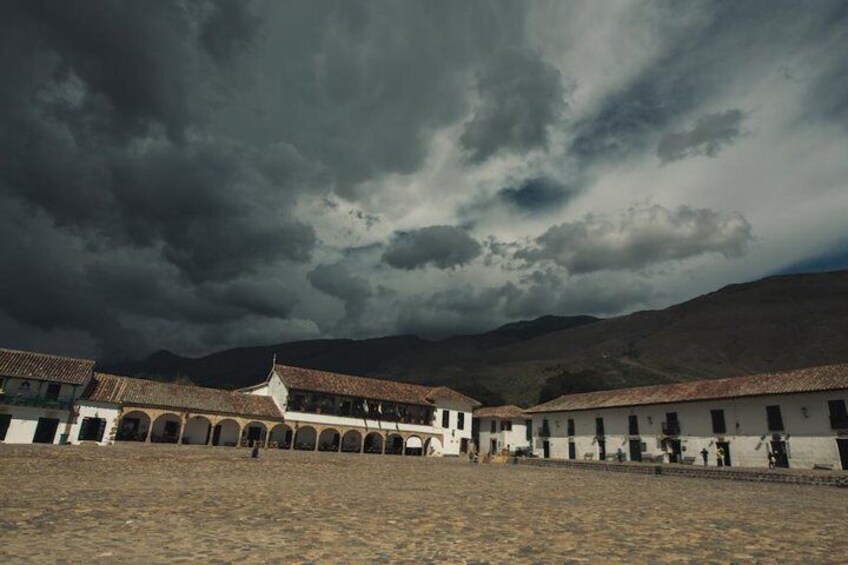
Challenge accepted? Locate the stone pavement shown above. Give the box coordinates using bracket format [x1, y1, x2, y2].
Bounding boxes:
[1, 444, 847, 564]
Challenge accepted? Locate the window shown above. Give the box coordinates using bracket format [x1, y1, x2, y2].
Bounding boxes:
[442, 410, 450, 428]
[541, 419, 550, 436]
[595, 417, 605, 437]
[45, 383, 61, 401]
[18, 381, 31, 397]
[628, 415, 639, 436]
[505, 420, 512, 432]
[457, 412, 465, 430]
[567, 418, 575, 436]
[77, 417, 106, 442]
[766, 405, 784, 432]
[663, 412, 680, 435]
[829, 399, 848, 429]
[490, 419, 496, 433]
[711, 409, 727, 434]
[525, 419, 532, 441]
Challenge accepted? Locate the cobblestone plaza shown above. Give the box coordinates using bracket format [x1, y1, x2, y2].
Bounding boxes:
[2, 444, 846, 564]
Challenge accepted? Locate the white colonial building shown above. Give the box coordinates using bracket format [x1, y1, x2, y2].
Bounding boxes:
[473, 405, 531, 456]
[0, 348, 95, 444]
[241, 364, 481, 456]
[525, 364, 848, 471]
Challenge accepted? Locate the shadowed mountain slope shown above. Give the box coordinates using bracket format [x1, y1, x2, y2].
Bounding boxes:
[106, 270, 848, 406]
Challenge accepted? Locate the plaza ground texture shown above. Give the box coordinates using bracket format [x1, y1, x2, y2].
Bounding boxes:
[1, 445, 847, 564]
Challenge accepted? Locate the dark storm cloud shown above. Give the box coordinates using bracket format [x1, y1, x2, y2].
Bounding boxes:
[657, 110, 746, 163]
[233, 2, 529, 196]
[307, 262, 372, 329]
[517, 205, 753, 274]
[498, 177, 580, 213]
[460, 49, 567, 164]
[199, 0, 260, 63]
[382, 226, 482, 270]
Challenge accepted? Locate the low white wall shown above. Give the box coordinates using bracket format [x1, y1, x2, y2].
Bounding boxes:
[67, 402, 121, 445]
[0, 405, 71, 444]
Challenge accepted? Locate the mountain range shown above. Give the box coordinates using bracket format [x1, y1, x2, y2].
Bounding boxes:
[105, 269, 848, 407]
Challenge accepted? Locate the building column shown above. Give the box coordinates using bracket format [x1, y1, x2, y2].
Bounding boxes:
[177, 413, 187, 445]
[206, 421, 215, 446]
[144, 416, 152, 443]
[360, 433, 366, 454]
[313, 426, 320, 451]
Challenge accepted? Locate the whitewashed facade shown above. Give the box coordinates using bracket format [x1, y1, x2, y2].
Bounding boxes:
[0, 349, 95, 445]
[243, 365, 480, 456]
[473, 405, 531, 456]
[526, 365, 848, 471]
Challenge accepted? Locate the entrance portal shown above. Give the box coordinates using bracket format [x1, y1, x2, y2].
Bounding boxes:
[716, 441, 731, 467]
[837, 438, 848, 471]
[543, 440, 550, 459]
[770, 439, 789, 468]
[33, 417, 59, 444]
[628, 439, 642, 462]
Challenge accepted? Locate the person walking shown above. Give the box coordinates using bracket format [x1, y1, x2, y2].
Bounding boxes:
[616, 447, 625, 463]
[716, 446, 725, 467]
[700, 447, 709, 466]
[767, 450, 776, 470]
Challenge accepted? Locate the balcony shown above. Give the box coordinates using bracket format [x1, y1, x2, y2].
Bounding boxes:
[830, 414, 848, 430]
[661, 421, 681, 436]
[0, 392, 73, 410]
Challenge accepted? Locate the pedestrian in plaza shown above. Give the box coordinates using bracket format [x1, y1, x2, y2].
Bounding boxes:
[767, 450, 776, 470]
[716, 446, 724, 467]
[700, 447, 709, 466]
[616, 447, 624, 463]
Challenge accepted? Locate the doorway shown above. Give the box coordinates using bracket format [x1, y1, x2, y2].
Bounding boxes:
[716, 441, 732, 467]
[543, 440, 550, 459]
[629, 439, 642, 462]
[667, 439, 682, 463]
[568, 441, 576, 460]
[33, 418, 59, 444]
[770, 440, 789, 468]
[490, 438, 497, 455]
[597, 439, 606, 461]
[836, 439, 848, 471]
[0, 414, 11, 441]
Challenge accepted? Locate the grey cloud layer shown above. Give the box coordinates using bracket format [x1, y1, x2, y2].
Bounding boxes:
[657, 110, 746, 163]
[517, 205, 753, 274]
[382, 226, 482, 270]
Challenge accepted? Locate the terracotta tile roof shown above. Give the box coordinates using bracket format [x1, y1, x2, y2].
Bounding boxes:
[473, 405, 527, 419]
[426, 386, 482, 407]
[273, 365, 481, 407]
[0, 347, 94, 385]
[526, 363, 848, 414]
[85, 373, 283, 420]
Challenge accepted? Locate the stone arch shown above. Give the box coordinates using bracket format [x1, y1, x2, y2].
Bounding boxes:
[341, 430, 362, 453]
[182, 415, 212, 445]
[364, 432, 384, 454]
[385, 433, 404, 455]
[242, 421, 267, 447]
[269, 424, 292, 449]
[405, 435, 423, 456]
[212, 418, 240, 447]
[151, 412, 182, 443]
[318, 428, 341, 451]
[116, 410, 151, 442]
[424, 436, 443, 457]
[294, 426, 317, 450]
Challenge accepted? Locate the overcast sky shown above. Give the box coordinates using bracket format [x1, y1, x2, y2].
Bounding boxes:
[2, 1, 847, 361]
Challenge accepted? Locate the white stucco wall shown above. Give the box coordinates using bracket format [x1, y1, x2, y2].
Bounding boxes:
[67, 401, 121, 445]
[0, 405, 70, 444]
[477, 418, 531, 455]
[529, 390, 848, 469]
[434, 400, 474, 456]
